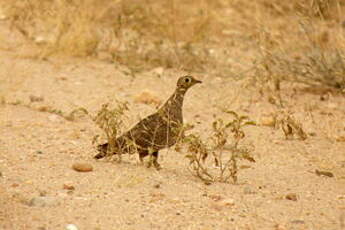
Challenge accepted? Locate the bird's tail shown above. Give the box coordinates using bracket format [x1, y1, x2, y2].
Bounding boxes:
[94, 143, 108, 159]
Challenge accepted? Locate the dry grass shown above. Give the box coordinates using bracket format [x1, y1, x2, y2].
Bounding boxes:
[2, 0, 222, 72]
[250, 0, 345, 93]
[2, 0, 345, 84]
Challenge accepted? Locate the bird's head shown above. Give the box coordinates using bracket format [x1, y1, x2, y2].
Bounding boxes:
[176, 75, 202, 90]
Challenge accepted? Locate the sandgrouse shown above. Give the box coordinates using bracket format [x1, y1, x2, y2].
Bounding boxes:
[94, 75, 202, 169]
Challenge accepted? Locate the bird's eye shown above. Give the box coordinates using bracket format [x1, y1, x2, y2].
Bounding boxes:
[185, 78, 191, 83]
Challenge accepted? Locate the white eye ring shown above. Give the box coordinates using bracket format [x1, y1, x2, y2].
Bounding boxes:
[185, 78, 191, 83]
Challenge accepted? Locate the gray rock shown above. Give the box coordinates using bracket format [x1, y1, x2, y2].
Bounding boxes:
[28, 196, 58, 207]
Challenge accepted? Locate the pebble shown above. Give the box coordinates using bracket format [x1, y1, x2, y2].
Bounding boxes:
[35, 150, 44, 154]
[291, 219, 305, 224]
[336, 136, 345, 142]
[65, 224, 78, 230]
[260, 115, 276, 127]
[29, 95, 44, 102]
[72, 162, 93, 172]
[209, 194, 222, 201]
[34, 35, 48, 44]
[63, 182, 75, 190]
[285, 193, 298, 201]
[28, 196, 58, 207]
[338, 195, 345, 199]
[315, 169, 334, 177]
[222, 198, 235, 206]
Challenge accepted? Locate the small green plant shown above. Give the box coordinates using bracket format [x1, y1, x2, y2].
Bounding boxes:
[92, 101, 129, 160]
[180, 111, 256, 184]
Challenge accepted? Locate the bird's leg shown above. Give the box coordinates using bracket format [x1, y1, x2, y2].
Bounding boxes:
[146, 148, 155, 169]
[116, 152, 122, 162]
[152, 151, 161, 170]
[139, 150, 148, 165]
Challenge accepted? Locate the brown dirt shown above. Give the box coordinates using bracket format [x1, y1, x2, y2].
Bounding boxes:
[1, 2, 345, 230]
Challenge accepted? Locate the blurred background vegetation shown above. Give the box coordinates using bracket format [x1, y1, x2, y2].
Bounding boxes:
[1, 0, 345, 89]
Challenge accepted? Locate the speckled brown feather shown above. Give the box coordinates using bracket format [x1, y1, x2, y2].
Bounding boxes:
[94, 76, 202, 169]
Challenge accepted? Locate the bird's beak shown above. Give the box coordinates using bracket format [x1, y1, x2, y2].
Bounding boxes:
[194, 79, 202, 84]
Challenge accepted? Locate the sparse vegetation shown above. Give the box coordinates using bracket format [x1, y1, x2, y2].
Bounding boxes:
[2, 0, 220, 72]
[2, 1, 345, 228]
[179, 111, 256, 184]
[92, 101, 129, 160]
[91, 100, 256, 184]
[251, 0, 345, 94]
[2, 0, 345, 84]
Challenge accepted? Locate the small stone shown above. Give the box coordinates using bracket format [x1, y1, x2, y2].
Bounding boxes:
[39, 190, 48, 197]
[285, 193, 298, 201]
[11, 183, 19, 188]
[315, 169, 334, 177]
[36, 150, 44, 154]
[209, 194, 222, 201]
[63, 183, 75, 190]
[153, 183, 160, 189]
[336, 136, 345, 142]
[29, 95, 44, 102]
[72, 163, 93, 172]
[133, 91, 162, 106]
[260, 115, 276, 127]
[34, 35, 48, 45]
[65, 224, 78, 230]
[28, 196, 58, 207]
[291, 219, 305, 224]
[337, 195, 345, 199]
[222, 198, 235, 206]
[274, 224, 287, 230]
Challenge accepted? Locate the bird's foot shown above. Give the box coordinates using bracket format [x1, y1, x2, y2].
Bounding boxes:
[146, 160, 153, 168]
[153, 161, 162, 170]
[146, 161, 162, 170]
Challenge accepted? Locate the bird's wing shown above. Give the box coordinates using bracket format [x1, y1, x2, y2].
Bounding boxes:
[123, 113, 167, 150]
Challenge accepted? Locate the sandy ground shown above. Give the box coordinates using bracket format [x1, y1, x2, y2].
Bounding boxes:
[1, 16, 345, 230]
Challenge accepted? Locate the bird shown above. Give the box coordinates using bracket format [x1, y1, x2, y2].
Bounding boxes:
[94, 75, 202, 169]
